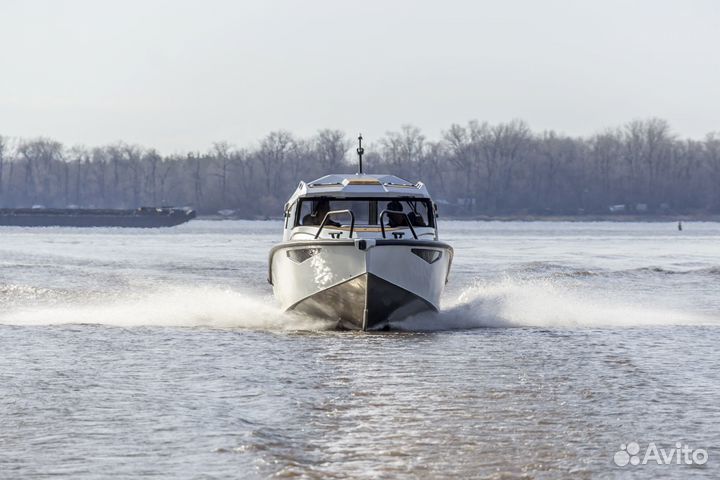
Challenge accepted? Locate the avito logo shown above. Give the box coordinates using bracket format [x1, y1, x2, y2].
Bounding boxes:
[614, 442, 708, 467]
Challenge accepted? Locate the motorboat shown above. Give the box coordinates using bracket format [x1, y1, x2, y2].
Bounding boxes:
[268, 136, 453, 330]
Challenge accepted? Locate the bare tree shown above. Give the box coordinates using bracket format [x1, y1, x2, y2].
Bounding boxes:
[157, 158, 176, 206]
[67, 146, 90, 206]
[188, 152, 204, 206]
[706, 133, 720, 211]
[16, 138, 63, 205]
[210, 142, 232, 206]
[0, 118, 717, 217]
[380, 125, 425, 179]
[258, 131, 294, 193]
[314, 129, 350, 172]
[482, 120, 531, 212]
[0, 135, 5, 200]
[589, 129, 623, 205]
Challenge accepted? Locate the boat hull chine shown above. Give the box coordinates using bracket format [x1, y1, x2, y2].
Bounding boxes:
[270, 240, 451, 330]
[287, 273, 436, 330]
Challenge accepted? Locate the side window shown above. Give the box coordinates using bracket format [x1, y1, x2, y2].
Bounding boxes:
[408, 201, 432, 227]
[286, 202, 297, 228]
[403, 200, 433, 227]
[297, 200, 316, 226]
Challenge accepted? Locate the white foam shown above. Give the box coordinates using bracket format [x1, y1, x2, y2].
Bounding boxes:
[395, 278, 717, 331]
[1, 280, 716, 332]
[0, 286, 334, 331]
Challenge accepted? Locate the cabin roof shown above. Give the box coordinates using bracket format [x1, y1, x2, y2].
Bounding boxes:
[287, 173, 431, 204]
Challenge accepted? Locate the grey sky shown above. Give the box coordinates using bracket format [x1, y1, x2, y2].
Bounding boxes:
[1, 0, 718, 153]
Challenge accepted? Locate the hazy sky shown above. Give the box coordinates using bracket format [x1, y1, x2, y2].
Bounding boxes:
[0, 0, 718, 152]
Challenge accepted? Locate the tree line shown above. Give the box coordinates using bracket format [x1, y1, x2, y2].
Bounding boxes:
[0, 118, 718, 217]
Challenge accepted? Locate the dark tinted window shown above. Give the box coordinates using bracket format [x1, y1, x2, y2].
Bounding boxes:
[298, 199, 371, 226]
[296, 198, 433, 228]
[380, 199, 431, 227]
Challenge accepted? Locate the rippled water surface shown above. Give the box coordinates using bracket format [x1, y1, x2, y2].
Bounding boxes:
[1, 220, 719, 478]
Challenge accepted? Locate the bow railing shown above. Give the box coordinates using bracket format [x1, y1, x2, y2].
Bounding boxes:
[314, 209, 355, 239]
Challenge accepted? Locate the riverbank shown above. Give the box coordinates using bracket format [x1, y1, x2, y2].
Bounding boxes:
[198, 213, 720, 222]
[443, 213, 720, 222]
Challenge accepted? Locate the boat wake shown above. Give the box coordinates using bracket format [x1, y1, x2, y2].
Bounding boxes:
[395, 278, 718, 331]
[0, 279, 716, 331]
[0, 285, 334, 331]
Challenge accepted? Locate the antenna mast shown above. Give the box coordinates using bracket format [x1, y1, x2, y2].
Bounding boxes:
[356, 134, 364, 174]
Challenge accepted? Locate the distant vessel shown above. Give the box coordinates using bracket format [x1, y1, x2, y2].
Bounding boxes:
[0, 207, 196, 228]
[268, 135, 453, 330]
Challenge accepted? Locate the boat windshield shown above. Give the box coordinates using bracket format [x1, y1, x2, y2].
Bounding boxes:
[296, 197, 434, 228]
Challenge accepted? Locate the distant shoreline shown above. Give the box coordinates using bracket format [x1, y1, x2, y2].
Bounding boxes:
[441, 214, 720, 222]
[198, 214, 720, 222]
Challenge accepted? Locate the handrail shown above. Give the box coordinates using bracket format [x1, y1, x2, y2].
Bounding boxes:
[379, 209, 418, 240]
[314, 209, 355, 239]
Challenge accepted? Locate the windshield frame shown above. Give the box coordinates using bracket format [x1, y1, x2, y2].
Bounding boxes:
[294, 196, 435, 228]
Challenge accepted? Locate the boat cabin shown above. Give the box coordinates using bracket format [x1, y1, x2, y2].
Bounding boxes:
[283, 174, 438, 241]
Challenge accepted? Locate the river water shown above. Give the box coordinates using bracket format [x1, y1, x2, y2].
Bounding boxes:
[1, 220, 718, 478]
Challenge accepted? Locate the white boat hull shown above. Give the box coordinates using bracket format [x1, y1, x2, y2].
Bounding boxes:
[269, 240, 453, 330]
